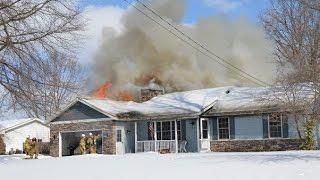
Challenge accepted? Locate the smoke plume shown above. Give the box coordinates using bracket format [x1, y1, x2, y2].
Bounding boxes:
[90, 0, 275, 93]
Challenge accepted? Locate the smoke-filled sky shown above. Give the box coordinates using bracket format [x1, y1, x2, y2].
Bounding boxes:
[80, 0, 276, 92]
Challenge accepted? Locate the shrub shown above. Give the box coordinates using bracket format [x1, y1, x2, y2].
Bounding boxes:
[15, 149, 23, 154]
[39, 142, 50, 155]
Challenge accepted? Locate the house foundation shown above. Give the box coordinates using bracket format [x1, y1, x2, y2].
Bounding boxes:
[210, 139, 304, 152]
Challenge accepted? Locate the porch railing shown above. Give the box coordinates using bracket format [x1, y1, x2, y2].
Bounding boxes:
[137, 140, 176, 153]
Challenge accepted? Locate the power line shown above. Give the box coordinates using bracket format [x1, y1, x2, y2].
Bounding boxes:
[133, 0, 271, 86]
[121, 0, 269, 86]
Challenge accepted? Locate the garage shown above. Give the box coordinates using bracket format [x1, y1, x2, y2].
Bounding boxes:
[60, 130, 103, 156]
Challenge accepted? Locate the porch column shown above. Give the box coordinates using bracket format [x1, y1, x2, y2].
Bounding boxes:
[200, 118, 203, 140]
[175, 120, 178, 153]
[134, 122, 137, 153]
[196, 118, 200, 152]
[153, 121, 157, 152]
[58, 132, 62, 157]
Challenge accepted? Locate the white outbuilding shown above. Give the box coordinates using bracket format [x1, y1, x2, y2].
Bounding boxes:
[0, 118, 50, 153]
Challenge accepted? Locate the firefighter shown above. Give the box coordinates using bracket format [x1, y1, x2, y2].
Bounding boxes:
[86, 133, 94, 154]
[34, 138, 39, 159]
[30, 137, 40, 159]
[23, 136, 32, 157]
[91, 134, 99, 154]
[79, 134, 86, 155]
[29, 138, 38, 159]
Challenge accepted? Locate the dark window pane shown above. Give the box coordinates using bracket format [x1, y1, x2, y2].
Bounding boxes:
[269, 114, 282, 138]
[202, 120, 208, 129]
[116, 130, 122, 142]
[218, 118, 229, 139]
[162, 121, 171, 140]
[203, 130, 208, 139]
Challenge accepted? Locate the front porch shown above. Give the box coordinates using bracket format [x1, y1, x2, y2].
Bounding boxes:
[133, 118, 206, 153]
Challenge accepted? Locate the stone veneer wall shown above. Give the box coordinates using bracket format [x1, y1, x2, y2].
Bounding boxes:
[50, 121, 115, 157]
[211, 139, 304, 152]
[0, 134, 5, 155]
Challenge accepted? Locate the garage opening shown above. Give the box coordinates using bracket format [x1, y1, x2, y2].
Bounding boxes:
[61, 130, 102, 156]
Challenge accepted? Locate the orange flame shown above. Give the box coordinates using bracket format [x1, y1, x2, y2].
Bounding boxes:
[92, 81, 112, 98]
[114, 91, 134, 101]
[92, 81, 134, 101]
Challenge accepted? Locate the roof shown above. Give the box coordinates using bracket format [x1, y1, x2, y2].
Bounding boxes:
[0, 118, 46, 133]
[50, 85, 297, 122]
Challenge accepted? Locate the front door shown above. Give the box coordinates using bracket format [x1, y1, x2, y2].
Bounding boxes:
[200, 118, 210, 151]
[116, 128, 125, 154]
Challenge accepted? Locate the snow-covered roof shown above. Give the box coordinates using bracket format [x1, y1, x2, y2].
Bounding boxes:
[0, 118, 45, 133]
[50, 85, 313, 122]
[80, 86, 280, 119]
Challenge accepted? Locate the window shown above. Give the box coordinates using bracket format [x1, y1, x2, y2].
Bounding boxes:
[161, 121, 171, 140]
[171, 121, 182, 140]
[218, 117, 230, 139]
[171, 121, 175, 139]
[202, 119, 208, 139]
[156, 122, 162, 140]
[155, 121, 182, 140]
[116, 130, 122, 142]
[269, 114, 282, 138]
[177, 121, 182, 140]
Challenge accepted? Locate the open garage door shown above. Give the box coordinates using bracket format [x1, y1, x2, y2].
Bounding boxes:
[61, 130, 102, 156]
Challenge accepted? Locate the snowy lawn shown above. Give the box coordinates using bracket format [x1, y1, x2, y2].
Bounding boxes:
[1, 151, 320, 180]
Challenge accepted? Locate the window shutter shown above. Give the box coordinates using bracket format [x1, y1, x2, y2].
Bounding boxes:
[229, 117, 235, 139]
[282, 115, 289, 138]
[262, 116, 269, 138]
[211, 117, 218, 140]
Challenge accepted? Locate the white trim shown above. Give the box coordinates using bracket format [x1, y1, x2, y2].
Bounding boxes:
[50, 118, 113, 125]
[1, 118, 46, 133]
[174, 120, 178, 153]
[154, 122, 157, 152]
[200, 118, 209, 140]
[59, 129, 104, 133]
[217, 117, 230, 140]
[134, 122, 137, 153]
[58, 132, 62, 157]
[200, 118, 203, 140]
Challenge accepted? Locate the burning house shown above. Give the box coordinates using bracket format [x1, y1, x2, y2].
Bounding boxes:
[46, 0, 314, 157]
[47, 86, 316, 157]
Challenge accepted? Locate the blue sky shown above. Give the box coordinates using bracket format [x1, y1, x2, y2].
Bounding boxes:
[79, 0, 269, 24]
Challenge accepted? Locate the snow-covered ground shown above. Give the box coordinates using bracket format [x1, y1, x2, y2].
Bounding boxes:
[1, 151, 320, 180]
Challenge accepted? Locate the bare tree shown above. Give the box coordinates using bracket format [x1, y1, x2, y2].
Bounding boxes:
[261, 0, 320, 149]
[6, 51, 84, 119]
[0, 0, 85, 119]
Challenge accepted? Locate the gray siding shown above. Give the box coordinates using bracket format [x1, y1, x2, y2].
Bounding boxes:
[52, 102, 108, 122]
[234, 116, 263, 140]
[288, 115, 305, 139]
[137, 121, 149, 141]
[185, 119, 198, 152]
